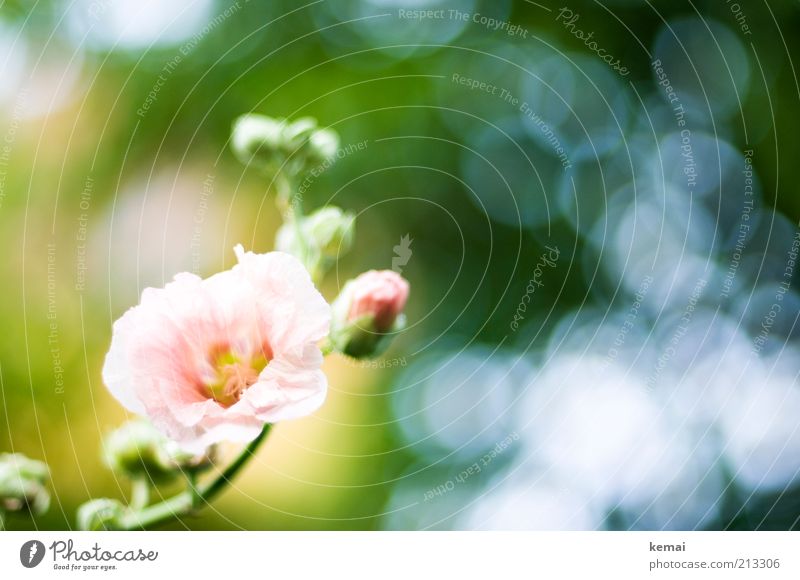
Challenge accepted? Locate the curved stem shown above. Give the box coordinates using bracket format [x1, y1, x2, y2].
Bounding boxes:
[130, 478, 150, 510]
[200, 423, 272, 504]
[118, 424, 272, 530]
[186, 470, 201, 510]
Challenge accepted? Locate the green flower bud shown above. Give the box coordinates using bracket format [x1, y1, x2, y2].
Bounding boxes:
[163, 440, 215, 473]
[274, 223, 304, 260]
[76, 498, 125, 531]
[282, 119, 340, 176]
[0, 453, 50, 515]
[103, 420, 173, 482]
[306, 128, 340, 165]
[281, 117, 318, 154]
[231, 114, 286, 170]
[305, 206, 355, 259]
[276, 206, 355, 279]
[103, 420, 213, 483]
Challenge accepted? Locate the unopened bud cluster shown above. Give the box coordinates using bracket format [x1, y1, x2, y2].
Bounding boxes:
[103, 419, 214, 483]
[232, 114, 339, 178]
[74, 420, 214, 530]
[0, 453, 50, 517]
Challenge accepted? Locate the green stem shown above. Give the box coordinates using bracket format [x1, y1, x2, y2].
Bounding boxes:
[274, 171, 293, 216]
[275, 171, 314, 272]
[289, 197, 312, 269]
[118, 424, 272, 530]
[130, 478, 150, 510]
[186, 471, 201, 510]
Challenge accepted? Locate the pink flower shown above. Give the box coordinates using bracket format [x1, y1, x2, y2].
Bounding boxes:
[348, 270, 409, 332]
[102, 245, 331, 453]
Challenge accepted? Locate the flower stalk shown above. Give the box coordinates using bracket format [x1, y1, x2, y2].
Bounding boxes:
[129, 478, 150, 511]
[117, 424, 271, 530]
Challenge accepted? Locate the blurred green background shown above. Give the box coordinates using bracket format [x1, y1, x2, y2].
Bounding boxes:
[1, 0, 800, 530]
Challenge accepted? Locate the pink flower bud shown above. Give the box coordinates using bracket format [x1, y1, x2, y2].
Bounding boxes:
[330, 270, 410, 358]
[348, 270, 409, 333]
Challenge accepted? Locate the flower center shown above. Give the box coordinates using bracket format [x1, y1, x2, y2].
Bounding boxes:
[205, 349, 268, 407]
